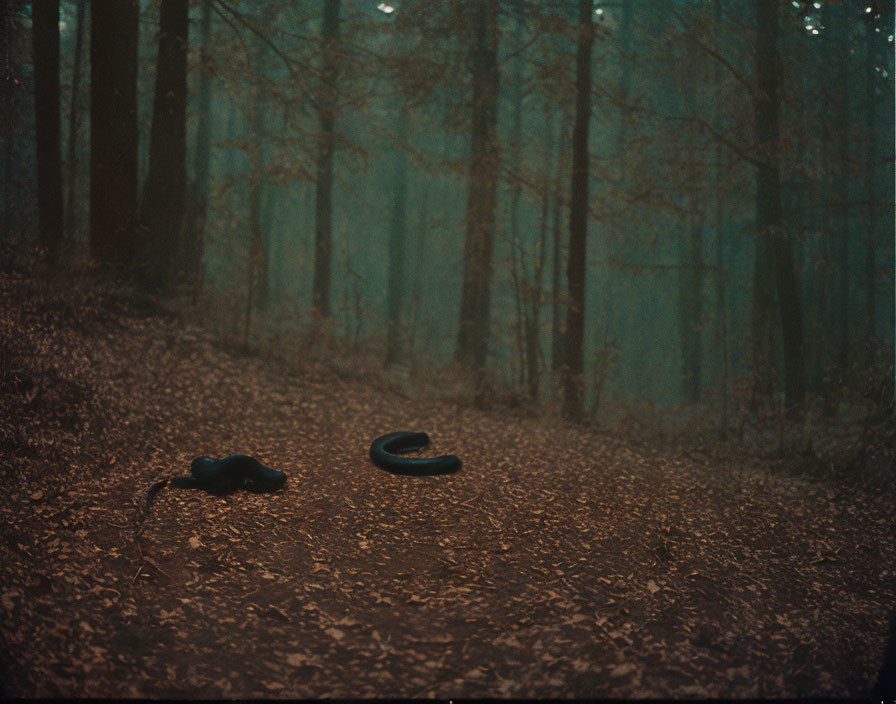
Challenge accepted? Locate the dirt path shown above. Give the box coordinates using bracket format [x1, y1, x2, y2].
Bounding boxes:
[1, 268, 893, 698]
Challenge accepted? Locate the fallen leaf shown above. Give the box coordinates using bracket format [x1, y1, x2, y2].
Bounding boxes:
[610, 663, 636, 678]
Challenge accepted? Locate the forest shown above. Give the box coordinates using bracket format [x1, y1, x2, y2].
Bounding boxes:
[1, 0, 895, 698]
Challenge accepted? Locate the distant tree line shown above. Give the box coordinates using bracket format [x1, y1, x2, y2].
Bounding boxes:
[16, 0, 896, 423]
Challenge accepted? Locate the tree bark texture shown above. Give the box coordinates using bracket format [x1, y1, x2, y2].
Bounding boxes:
[711, 0, 729, 433]
[385, 108, 410, 368]
[455, 0, 499, 373]
[193, 0, 213, 201]
[677, 218, 703, 404]
[187, 0, 213, 288]
[312, 0, 341, 318]
[753, 0, 805, 413]
[64, 0, 85, 241]
[551, 108, 568, 374]
[563, 0, 594, 422]
[139, 0, 188, 288]
[678, 87, 704, 406]
[90, 0, 139, 268]
[33, 0, 63, 258]
[247, 34, 269, 310]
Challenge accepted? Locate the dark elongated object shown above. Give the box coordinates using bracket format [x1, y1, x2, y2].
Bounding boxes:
[873, 613, 896, 699]
[171, 455, 286, 494]
[369, 431, 461, 476]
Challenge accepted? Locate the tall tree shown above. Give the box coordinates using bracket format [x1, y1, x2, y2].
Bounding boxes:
[550, 105, 569, 375]
[187, 0, 214, 291]
[677, 87, 705, 405]
[677, 199, 704, 404]
[63, 0, 86, 241]
[90, 0, 138, 268]
[832, 12, 851, 386]
[32, 0, 63, 259]
[752, 0, 805, 414]
[384, 107, 410, 368]
[508, 18, 526, 388]
[862, 15, 876, 341]
[139, 0, 188, 288]
[563, 0, 594, 422]
[1, 2, 27, 240]
[711, 0, 730, 433]
[247, 31, 269, 313]
[455, 0, 499, 374]
[524, 100, 553, 401]
[311, 0, 341, 318]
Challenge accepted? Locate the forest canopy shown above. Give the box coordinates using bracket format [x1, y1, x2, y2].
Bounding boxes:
[4, 0, 894, 427]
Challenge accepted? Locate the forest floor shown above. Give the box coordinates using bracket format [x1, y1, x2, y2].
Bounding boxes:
[1, 252, 894, 699]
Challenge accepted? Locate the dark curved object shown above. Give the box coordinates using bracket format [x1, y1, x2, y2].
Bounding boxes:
[369, 431, 461, 476]
[171, 455, 286, 494]
[872, 613, 896, 699]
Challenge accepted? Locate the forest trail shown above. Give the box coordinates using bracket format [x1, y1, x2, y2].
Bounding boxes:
[1, 266, 893, 698]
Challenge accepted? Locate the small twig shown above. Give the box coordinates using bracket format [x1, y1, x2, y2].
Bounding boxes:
[459, 493, 482, 509]
[408, 546, 456, 565]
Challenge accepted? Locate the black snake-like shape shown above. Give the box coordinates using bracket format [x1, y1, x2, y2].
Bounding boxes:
[171, 455, 287, 494]
[142, 433, 454, 520]
[369, 431, 461, 475]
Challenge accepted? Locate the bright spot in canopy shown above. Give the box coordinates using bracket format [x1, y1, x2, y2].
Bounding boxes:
[595, 7, 604, 15]
[791, 1, 799, 6]
[58, 21, 67, 31]
[813, 1, 821, 7]
[805, 23, 814, 30]
[865, 5, 872, 12]
[376, 2, 394, 13]
[811, 28, 819, 34]
[888, 34, 894, 42]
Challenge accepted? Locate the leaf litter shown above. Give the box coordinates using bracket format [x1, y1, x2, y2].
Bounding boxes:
[0, 265, 894, 698]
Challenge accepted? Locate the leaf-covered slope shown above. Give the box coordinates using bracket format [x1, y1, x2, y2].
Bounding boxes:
[0, 267, 893, 698]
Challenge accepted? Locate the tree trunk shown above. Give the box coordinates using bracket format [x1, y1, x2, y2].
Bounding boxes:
[550, 107, 568, 374]
[138, 0, 188, 289]
[90, 0, 139, 268]
[64, 0, 85, 242]
[753, 0, 805, 414]
[311, 0, 341, 318]
[864, 24, 875, 340]
[677, 83, 704, 406]
[33, 0, 63, 260]
[677, 215, 703, 404]
[247, 34, 268, 311]
[454, 0, 499, 374]
[829, 10, 851, 400]
[1, 5, 26, 240]
[385, 108, 410, 368]
[507, 22, 527, 388]
[188, 0, 213, 291]
[408, 166, 431, 359]
[526, 107, 551, 401]
[563, 0, 594, 423]
[712, 0, 729, 435]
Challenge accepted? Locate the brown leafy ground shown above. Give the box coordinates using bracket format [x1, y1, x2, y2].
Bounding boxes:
[1, 261, 894, 699]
